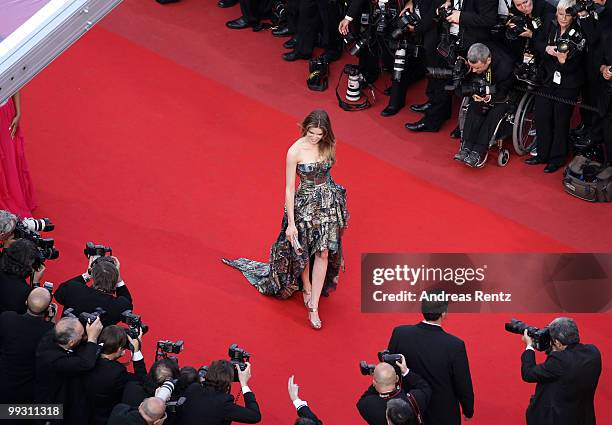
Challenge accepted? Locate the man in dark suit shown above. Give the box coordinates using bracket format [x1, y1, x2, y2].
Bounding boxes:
[85, 325, 148, 425]
[55, 256, 132, 326]
[108, 397, 167, 425]
[357, 355, 431, 425]
[35, 316, 103, 425]
[225, 0, 272, 30]
[387, 291, 474, 425]
[520, 317, 602, 425]
[0, 238, 44, 314]
[0, 288, 55, 408]
[177, 360, 261, 425]
[288, 375, 323, 425]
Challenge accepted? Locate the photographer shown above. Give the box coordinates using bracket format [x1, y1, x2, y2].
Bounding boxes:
[0, 238, 44, 314]
[387, 290, 474, 425]
[123, 358, 180, 407]
[85, 325, 147, 425]
[386, 398, 416, 425]
[526, 0, 586, 173]
[55, 255, 133, 326]
[520, 317, 601, 425]
[288, 375, 323, 425]
[0, 288, 55, 407]
[454, 43, 515, 167]
[593, 34, 612, 165]
[108, 396, 168, 425]
[35, 316, 103, 425]
[504, 0, 554, 63]
[0, 209, 18, 248]
[178, 360, 262, 425]
[357, 355, 431, 425]
[406, 0, 498, 133]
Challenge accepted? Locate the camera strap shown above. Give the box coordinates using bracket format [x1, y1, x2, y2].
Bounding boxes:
[406, 392, 424, 425]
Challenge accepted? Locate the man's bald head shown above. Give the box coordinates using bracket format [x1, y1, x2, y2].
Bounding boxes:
[373, 363, 398, 392]
[27, 287, 51, 314]
[54, 317, 84, 347]
[140, 397, 166, 424]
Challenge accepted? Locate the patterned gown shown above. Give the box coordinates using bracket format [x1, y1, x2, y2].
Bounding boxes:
[223, 161, 349, 299]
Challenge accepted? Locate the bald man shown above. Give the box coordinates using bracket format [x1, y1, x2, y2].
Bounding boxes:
[357, 355, 431, 425]
[0, 287, 54, 406]
[108, 397, 167, 425]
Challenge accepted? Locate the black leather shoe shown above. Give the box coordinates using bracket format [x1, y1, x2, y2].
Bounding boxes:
[226, 17, 250, 29]
[525, 156, 544, 165]
[217, 0, 237, 7]
[321, 50, 340, 62]
[381, 105, 403, 117]
[405, 121, 437, 132]
[252, 23, 264, 32]
[544, 164, 561, 173]
[283, 38, 297, 49]
[282, 51, 310, 62]
[410, 102, 431, 113]
[272, 27, 293, 37]
[449, 126, 461, 139]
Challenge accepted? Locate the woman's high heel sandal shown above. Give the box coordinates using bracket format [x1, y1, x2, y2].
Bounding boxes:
[307, 304, 322, 330]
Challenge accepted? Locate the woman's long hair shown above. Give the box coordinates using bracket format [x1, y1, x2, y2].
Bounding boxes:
[299, 109, 336, 164]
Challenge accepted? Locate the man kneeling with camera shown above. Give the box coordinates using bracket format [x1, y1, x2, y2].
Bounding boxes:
[357, 354, 431, 425]
[454, 43, 515, 167]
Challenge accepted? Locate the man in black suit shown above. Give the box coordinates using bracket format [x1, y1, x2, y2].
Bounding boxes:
[225, 0, 272, 30]
[387, 291, 474, 425]
[0, 288, 55, 409]
[55, 256, 132, 326]
[177, 360, 261, 425]
[0, 239, 44, 314]
[357, 355, 431, 425]
[108, 397, 167, 425]
[596, 35, 612, 165]
[35, 316, 103, 425]
[520, 317, 602, 425]
[288, 375, 323, 425]
[85, 325, 148, 425]
[406, 0, 498, 133]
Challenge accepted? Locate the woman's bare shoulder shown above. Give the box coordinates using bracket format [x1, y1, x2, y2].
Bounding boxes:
[287, 138, 305, 158]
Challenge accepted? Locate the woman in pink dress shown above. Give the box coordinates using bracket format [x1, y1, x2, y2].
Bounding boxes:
[0, 91, 36, 217]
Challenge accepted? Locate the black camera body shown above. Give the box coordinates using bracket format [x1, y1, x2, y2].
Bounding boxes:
[427, 56, 469, 90]
[505, 319, 552, 351]
[228, 344, 251, 382]
[156, 340, 184, 363]
[84, 242, 112, 258]
[64, 307, 106, 326]
[506, 15, 529, 40]
[391, 12, 421, 39]
[13, 220, 59, 268]
[359, 349, 403, 376]
[359, 361, 376, 375]
[566, 0, 596, 17]
[434, 5, 453, 23]
[461, 77, 496, 98]
[121, 310, 149, 339]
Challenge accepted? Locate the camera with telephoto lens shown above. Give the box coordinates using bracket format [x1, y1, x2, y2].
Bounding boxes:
[63, 307, 106, 326]
[228, 344, 251, 382]
[461, 78, 496, 98]
[391, 12, 421, 39]
[491, 14, 510, 36]
[121, 310, 149, 339]
[343, 32, 369, 56]
[84, 242, 112, 258]
[566, 0, 596, 17]
[359, 349, 403, 376]
[505, 319, 551, 351]
[427, 56, 469, 90]
[389, 39, 419, 82]
[156, 340, 184, 363]
[19, 218, 54, 233]
[13, 220, 59, 268]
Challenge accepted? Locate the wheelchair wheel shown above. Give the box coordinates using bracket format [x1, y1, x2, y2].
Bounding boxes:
[458, 97, 470, 134]
[497, 149, 510, 167]
[512, 92, 537, 155]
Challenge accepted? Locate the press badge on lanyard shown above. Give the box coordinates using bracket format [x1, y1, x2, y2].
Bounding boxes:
[553, 71, 562, 85]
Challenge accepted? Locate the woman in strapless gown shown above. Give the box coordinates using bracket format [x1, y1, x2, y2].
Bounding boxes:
[223, 109, 349, 329]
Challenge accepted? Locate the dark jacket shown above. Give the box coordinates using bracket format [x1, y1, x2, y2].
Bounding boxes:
[34, 333, 100, 425]
[55, 275, 132, 326]
[458, 0, 498, 48]
[505, 0, 555, 61]
[535, 19, 586, 89]
[521, 344, 601, 425]
[0, 270, 31, 314]
[297, 405, 322, 425]
[85, 356, 147, 425]
[107, 403, 148, 425]
[599, 35, 612, 114]
[388, 322, 474, 425]
[177, 383, 261, 425]
[357, 370, 432, 425]
[0, 311, 54, 403]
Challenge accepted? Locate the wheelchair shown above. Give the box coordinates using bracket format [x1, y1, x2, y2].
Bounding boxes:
[457, 87, 537, 168]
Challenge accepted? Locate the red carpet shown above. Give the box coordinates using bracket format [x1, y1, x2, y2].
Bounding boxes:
[18, 2, 611, 424]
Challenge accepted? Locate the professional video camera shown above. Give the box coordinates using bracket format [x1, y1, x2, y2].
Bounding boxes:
[566, 0, 597, 17]
[427, 56, 469, 90]
[229, 343, 251, 382]
[13, 218, 59, 267]
[156, 340, 184, 362]
[84, 241, 112, 258]
[63, 307, 106, 326]
[391, 12, 421, 39]
[121, 310, 149, 339]
[505, 319, 551, 351]
[359, 349, 403, 376]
